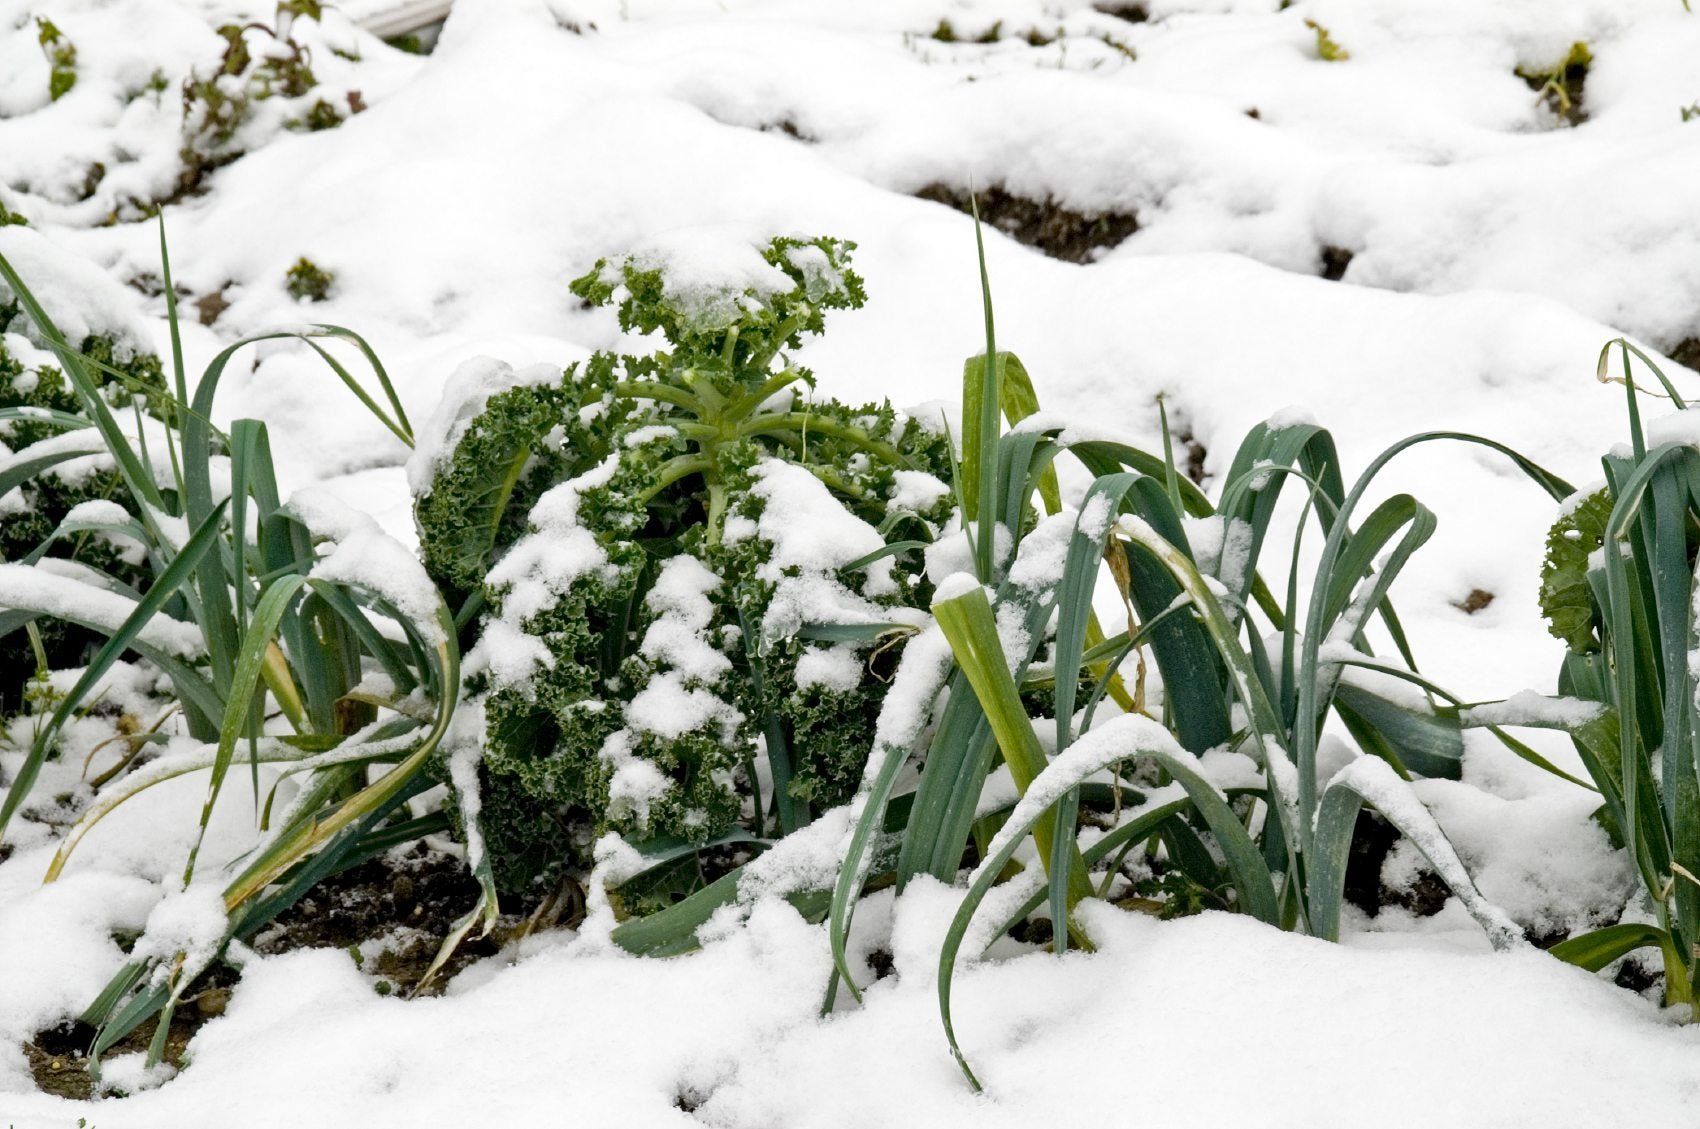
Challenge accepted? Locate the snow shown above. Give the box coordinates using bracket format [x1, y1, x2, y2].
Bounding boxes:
[0, 561, 203, 656]
[4, 0, 1700, 1122]
[297, 489, 448, 647]
[131, 882, 228, 987]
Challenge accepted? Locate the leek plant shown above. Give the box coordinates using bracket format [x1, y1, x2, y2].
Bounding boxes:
[0, 226, 485, 1078]
[1541, 341, 1700, 1010]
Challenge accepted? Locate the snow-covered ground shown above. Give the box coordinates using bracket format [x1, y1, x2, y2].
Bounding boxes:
[5, 0, 1700, 1124]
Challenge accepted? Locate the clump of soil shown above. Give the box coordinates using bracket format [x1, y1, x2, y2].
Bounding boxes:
[1454, 588, 1495, 614]
[251, 844, 513, 991]
[915, 183, 1139, 264]
[1094, 2, 1149, 22]
[1319, 245, 1354, 281]
[1667, 337, 1700, 372]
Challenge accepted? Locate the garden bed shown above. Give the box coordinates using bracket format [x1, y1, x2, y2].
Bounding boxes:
[5, 0, 1700, 1126]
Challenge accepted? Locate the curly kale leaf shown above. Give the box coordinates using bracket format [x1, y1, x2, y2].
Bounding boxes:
[415, 353, 640, 607]
[0, 334, 166, 706]
[570, 235, 866, 374]
[1539, 488, 1610, 654]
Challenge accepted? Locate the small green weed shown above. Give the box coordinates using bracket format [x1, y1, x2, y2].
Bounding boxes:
[1304, 18, 1349, 61]
[1518, 41, 1592, 126]
[285, 257, 335, 301]
[36, 18, 77, 102]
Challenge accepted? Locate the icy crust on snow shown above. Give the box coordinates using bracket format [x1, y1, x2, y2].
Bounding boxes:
[0, 561, 201, 656]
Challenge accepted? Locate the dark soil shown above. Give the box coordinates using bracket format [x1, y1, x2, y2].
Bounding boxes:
[1454, 588, 1495, 614]
[1319, 245, 1354, 281]
[249, 844, 511, 991]
[915, 183, 1139, 264]
[1094, 2, 1149, 22]
[758, 119, 813, 143]
[193, 285, 232, 327]
[24, 965, 237, 1101]
[1342, 809, 1449, 919]
[1171, 421, 1208, 485]
[1668, 337, 1700, 372]
[1615, 958, 1661, 996]
[23, 846, 516, 1100]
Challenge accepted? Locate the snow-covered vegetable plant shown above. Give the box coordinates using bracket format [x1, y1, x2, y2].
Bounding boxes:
[0, 324, 167, 705]
[178, 1, 363, 194]
[0, 230, 474, 1078]
[1533, 340, 1700, 1010]
[592, 237, 1579, 1090]
[413, 234, 955, 896]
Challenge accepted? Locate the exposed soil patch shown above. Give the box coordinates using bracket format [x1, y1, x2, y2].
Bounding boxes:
[22, 847, 519, 1100]
[758, 119, 813, 142]
[915, 183, 1138, 264]
[1319, 245, 1354, 281]
[1454, 588, 1495, 614]
[1172, 423, 1208, 485]
[1094, 2, 1149, 22]
[1342, 809, 1448, 918]
[1668, 337, 1700, 372]
[251, 844, 512, 993]
[26, 965, 237, 1100]
[194, 285, 232, 327]
[1615, 958, 1661, 996]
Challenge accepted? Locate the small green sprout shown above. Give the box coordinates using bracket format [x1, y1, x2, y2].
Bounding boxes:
[1517, 41, 1592, 126]
[35, 18, 78, 102]
[1304, 19, 1350, 62]
[285, 257, 335, 302]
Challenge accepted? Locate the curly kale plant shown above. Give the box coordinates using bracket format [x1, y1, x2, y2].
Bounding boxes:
[414, 235, 955, 893]
[0, 330, 166, 707]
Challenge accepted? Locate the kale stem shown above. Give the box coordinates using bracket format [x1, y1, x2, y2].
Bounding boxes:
[740, 413, 901, 463]
[612, 381, 703, 414]
[728, 368, 808, 419]
[706, 481, 728, 547]
[802, 463, 868, 499]
[744, 314, 804, 372]
[635, 454, 714, 505]
[671, 421, 720, 442]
